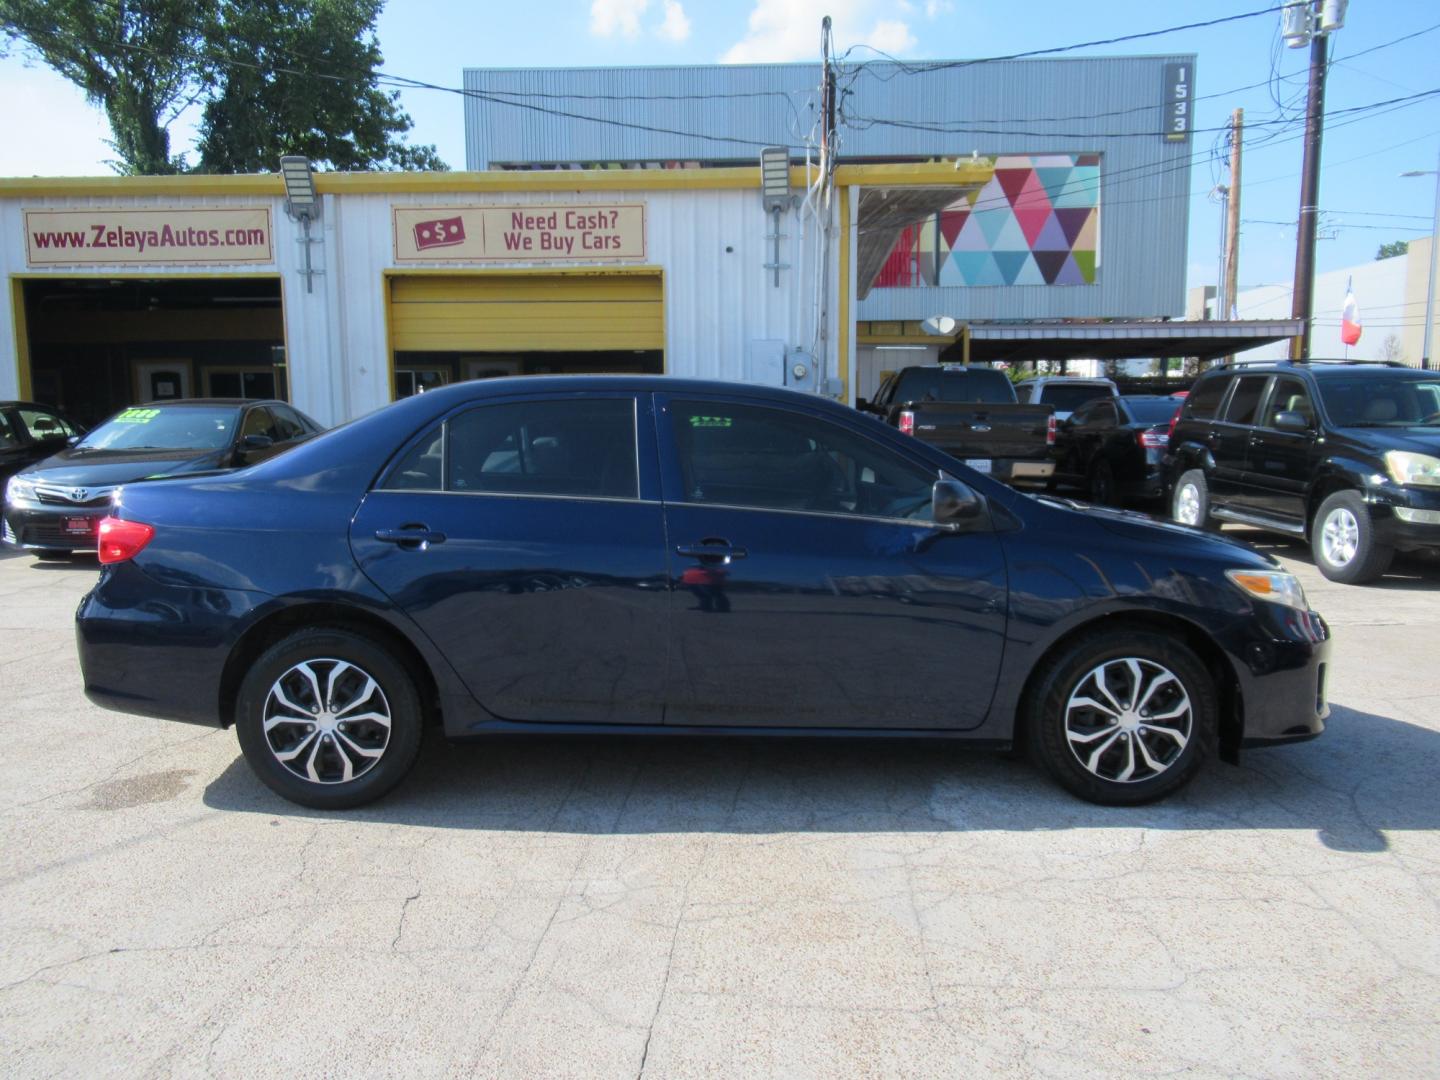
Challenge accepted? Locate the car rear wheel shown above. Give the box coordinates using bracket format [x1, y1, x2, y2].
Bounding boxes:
[1088, 459, 1118, 506]
[1311, 490, 1393, 584]
[234, 628, 423, 809]
[1025, 630, 1217, 805]
[1171, 469, 1214, 530]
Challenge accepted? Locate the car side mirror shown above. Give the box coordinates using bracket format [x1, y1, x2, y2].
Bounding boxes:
[856, 397, 871, 412]
[241, 433, 274, 450]
[66, 434, 81, 446]
[1273, 410, 1311, 433]
[932, 478, 984, 526]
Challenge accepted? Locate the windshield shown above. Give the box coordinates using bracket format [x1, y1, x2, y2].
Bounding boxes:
[1124, 398, 1185, 424]
[1043, 384, 1114, 412]
[1318, 375, 1440, 427]
[76, 405, 240, 451]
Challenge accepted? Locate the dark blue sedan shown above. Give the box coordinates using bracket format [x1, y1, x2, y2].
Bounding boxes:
[76, 377, 1331, 809]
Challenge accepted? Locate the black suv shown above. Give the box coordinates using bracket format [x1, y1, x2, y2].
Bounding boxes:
[1166, 360, 1440, 584]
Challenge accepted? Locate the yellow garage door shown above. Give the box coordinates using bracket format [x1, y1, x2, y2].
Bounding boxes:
[389, 273, 664, 352]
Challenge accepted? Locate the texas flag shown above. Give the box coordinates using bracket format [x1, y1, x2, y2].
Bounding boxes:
[1340, 278, 1363, 346]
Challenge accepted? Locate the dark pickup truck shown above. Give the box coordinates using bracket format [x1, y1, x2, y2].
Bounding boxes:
[863, 365, 1056, 487]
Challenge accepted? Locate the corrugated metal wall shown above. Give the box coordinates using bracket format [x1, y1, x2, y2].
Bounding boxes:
[464, 57, 1196, 319]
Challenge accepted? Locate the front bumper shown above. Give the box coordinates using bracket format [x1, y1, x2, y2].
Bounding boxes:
[1371, 484, 1440, 553]
[1230, 605, 1331, 748]
[3, 502, 107, 552]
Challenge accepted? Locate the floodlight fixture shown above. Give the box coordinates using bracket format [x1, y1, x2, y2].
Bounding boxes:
[760, 147, 791, 212]
[279, 156, 318, 221]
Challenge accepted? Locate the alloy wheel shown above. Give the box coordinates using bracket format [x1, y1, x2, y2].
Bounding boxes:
[262, 659, 392, 785]
[1321, 507, 1360, 567]
[1175, 483, 1201, 526]
[1064, 658, 1193, 783]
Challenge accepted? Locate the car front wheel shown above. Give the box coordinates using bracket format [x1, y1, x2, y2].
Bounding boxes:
[1025, 630, 1217, 805]
[234, 628, 424, 809]
[1311, 490, 1393, 584]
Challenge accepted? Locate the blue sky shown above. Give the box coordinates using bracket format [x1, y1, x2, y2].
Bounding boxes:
[2, 0, 1437, 300]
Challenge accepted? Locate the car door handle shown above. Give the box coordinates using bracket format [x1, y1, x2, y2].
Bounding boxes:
[374, 525, 447, 548]
[676, 539, 747, 562]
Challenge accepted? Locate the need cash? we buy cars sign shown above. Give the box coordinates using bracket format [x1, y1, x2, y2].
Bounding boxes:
[393, 205, 645, 262]
[24, 208, 274, 266]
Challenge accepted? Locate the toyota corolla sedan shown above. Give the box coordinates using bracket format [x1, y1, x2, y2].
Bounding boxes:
[76, 377, 1330, 809]
[4, 398, 321, 558]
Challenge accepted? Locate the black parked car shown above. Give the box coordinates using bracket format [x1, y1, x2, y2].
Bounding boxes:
[4, 398, 321, 558]
[0, 401, 85, 487]
[77, 377, 1330, 810]
[1051, 394, 1183, 505]
[1167, 360, 1440, 583]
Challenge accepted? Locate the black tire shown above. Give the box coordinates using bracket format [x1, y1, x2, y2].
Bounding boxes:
[1088, 459, 1119, 506]
[234, 628, 424, 809]
[1171, 468, 1216, 531]
[1310, 490, 1394, 585]
[34, 550, 72, 561]
[1024, 629, 1217, 806]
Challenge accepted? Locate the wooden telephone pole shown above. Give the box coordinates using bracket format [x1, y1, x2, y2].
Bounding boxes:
[1223, 109, 1243, 321]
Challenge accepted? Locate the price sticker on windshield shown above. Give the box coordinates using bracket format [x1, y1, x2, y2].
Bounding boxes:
[115, 408, 162, 424]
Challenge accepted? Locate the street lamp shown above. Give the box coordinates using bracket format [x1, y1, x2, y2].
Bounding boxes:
[1401, 147, 1440, 371]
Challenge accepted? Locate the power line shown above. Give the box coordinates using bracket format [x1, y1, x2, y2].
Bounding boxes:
[837, 5, 1284, 75]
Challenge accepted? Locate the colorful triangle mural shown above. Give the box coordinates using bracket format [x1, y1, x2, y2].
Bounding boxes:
[872, 153, 1101, 289]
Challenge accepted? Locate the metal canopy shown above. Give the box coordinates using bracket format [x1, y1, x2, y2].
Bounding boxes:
[935, 319, 1304, 363]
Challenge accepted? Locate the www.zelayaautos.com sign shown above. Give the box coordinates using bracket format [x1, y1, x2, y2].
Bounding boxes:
[24, 208, 274, 266]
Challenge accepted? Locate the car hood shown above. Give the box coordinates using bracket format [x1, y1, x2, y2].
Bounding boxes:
[1334, 426, 1440, 455]
[1027, 495, 1278, 568]
[17, 446, 230, 486]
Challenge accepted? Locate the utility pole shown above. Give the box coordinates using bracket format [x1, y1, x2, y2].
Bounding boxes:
[1285, 0, 1347, 360]
[1223, 108, 1243, 320]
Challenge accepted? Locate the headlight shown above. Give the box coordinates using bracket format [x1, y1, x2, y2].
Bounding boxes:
[4, 474, 37, 505]
[1384, 450, 1440, 487]
[1226, 569, 1310, 611]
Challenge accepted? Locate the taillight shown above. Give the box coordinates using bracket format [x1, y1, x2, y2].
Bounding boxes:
[899, 410, 916, 436]
[97, 516, 155, 564]
[1046, 415, 1057, 446]
[1167, 404, 1183, 440]
[1138, 427, 1169, 450]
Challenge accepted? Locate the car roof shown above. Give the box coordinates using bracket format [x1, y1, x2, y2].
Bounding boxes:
[125, 398, 278, 407]
[1206, 361, 1423, 378]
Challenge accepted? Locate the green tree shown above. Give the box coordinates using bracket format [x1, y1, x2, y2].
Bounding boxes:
[1376, 240, 1410, 260]
[0, 0, 205, 174]
[195, 0, 445, 173]
[0, 0, 444, 175]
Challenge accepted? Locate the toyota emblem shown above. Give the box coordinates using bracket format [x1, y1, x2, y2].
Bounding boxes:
[70, 488, 88, 502]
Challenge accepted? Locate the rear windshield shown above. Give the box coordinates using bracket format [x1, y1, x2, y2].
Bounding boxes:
[892, 368, 1015, 404]
[1124, 398, 1184, 424]
[76, 406, 240, 451]
[1041, 384, 1115, 412]
[1318, 374, 1440, 427]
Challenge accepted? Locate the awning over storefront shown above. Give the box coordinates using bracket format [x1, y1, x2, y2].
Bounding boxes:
[928, 319, 1303, 363]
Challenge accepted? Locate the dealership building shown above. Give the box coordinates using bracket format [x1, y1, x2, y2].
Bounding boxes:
[1, 55, 1298, 427]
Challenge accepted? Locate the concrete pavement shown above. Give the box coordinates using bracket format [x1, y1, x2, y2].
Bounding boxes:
[1, 534, 1437, 1078]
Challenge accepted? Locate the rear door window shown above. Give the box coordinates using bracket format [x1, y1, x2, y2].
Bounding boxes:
[1222, 376, 1270, 426]
[445, 398, 638, 499]
[270, 406, 307, 441]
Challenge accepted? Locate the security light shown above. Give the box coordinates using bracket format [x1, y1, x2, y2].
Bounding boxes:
[279, 156, 318, 221]
[760, 147, 790, 212]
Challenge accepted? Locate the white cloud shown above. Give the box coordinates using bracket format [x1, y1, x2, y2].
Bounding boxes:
[590, 0, 649, 39]
[657, 0, 691, 42]
[721, 0, 917, 64]
[865, 19, 917, 55]
[924, 0, 954, 17]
